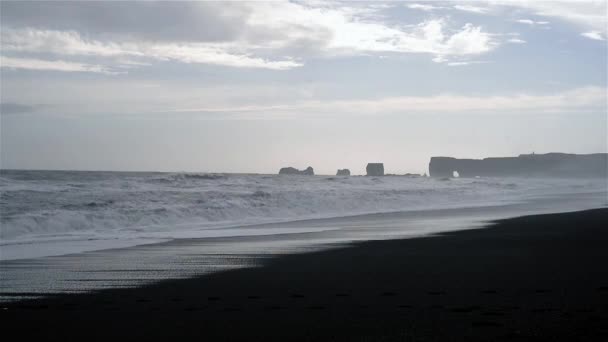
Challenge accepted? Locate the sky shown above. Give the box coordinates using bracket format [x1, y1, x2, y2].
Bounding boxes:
[0, 0, 606, 175]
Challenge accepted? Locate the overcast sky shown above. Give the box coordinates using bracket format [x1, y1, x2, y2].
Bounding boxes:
[1, 0, 606, 174]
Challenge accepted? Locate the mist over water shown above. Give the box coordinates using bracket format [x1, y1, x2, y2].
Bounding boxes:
[1, 170, 606, 260]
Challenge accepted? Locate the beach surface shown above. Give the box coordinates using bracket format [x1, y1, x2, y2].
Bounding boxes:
[3, 208, 608, 341]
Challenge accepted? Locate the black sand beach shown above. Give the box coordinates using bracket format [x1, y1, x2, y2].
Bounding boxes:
[3, 209, 608, 341]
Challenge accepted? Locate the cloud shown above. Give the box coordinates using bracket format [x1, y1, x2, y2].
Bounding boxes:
[406, 3, 442, 11]
[453, 5, 489, 14]
[515, 19, 550, 26]
[407, 1, 605, 41]
[0, 1, 246, 43]
[1, 55, 115, 74]
[447, 60, 490, 66]
[581, 31, 605, 41]
[0, 28, 303, 70]
[1, 1, 499, 70]
[234, 2, 497, 60]
[507, 38, 526, 44]
[143, 44, 302, 70]
[1, 28, 137, 57]
[406, 3, 489, 14]
[432, 55, 448, 63]
[495, 1, 606, 37]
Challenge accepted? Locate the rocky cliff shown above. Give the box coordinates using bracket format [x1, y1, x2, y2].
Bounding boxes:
[429, 153, 607, 178]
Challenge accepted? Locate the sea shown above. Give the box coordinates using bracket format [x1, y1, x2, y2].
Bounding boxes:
[0, 170, 606, 301]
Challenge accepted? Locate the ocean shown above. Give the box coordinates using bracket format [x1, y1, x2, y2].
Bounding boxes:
[1, 170, 606, 301]
[1, 170, 606, 260]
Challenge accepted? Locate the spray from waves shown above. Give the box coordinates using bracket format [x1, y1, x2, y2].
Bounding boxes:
[0, 171, 604, 245]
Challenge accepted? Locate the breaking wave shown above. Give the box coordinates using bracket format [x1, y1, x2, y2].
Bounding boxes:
[1, 170, 604, 247]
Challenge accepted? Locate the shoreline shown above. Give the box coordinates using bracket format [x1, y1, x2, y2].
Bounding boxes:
[2, 170, 605, 262]
[2, 188, 605, 262]
[3, 208, 608, 341]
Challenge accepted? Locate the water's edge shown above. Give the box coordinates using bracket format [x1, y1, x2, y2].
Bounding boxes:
[1, 190, 605, 302]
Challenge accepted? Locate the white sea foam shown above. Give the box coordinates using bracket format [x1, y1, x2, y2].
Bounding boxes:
[0, 170, 606, 260]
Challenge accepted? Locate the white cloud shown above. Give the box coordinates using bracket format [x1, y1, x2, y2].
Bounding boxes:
[406, 3, 490, 14]
[516, 19, 534, 25]
[2, 0, 606, 72]
[1, 28, 135, 57]
[515, 19, 550, 26]
[0, 28, 302, 70]
[410, 1, 605, 41]
[432, 55, 448, 63]
[507, 38, 526, 44]
[144, 44, 302, 70]
[453, 5, 489, 14]
[0, 55, 115, 74]
[1, 2, 499, 70]
[447, 60, 490, 66]
[406, 3, 442, 11]
[441, 23, 495, 55]
[496, 1, 606, 37]
[581, 31, 605, 41]
[244, 2, 497, 59]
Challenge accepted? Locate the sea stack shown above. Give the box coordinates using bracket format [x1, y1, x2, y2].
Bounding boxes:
[278, 166, 315, 175]
[366, 163, 384, 176]
[336, 169, 351, 176]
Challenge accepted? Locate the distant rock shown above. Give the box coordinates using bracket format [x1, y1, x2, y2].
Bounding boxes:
[279, 166, 314, 175]
[366, 163, 384, 176]
[302, 166, 314, 175]
[336, 169, 351, 176]
[428, 153, 608, 178]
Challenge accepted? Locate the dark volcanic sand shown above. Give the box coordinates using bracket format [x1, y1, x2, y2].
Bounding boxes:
[3, 209, 608, 341]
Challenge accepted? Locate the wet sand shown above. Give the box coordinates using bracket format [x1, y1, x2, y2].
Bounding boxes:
[2, 208, 608, 341]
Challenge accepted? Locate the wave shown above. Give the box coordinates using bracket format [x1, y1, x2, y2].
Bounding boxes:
[1, 172, 605, 246]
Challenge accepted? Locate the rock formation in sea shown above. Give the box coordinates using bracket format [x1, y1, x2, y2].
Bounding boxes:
[428, 153, 608, 178]
[279, 166, 315, 175]
[336, 169, 351, 176]
[366, 163, 384, 176]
